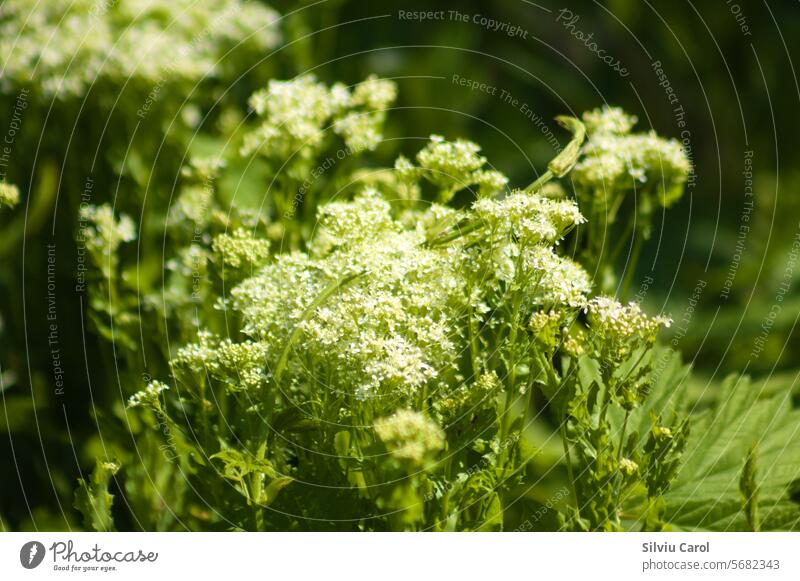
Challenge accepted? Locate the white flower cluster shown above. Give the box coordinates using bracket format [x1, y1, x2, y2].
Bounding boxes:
[374, 409, 445, 466]
[475, 239, 592, 310]
[529, 309, 565, 348]
[573, 106, 691, 205]
[173, 331, 270, 392]
[312, 188, 399, 249]
[582, 106, 638, 136]
[241, 75, 397, 166]
[0, 0, 280, 98]
[230, 191, 463, 401]
[473, 190, 585, 245]
[155, 121, 679, 442]
[128, 380, 170, 409]
[212, 228, 271, 269]
[398, 135, 508, 200]
[0, 182, 20, 209]
[79, 204, 136, 265]
[586, 296, 671, 358]
[619, 457, 639, 476]
[168, 184, 214, 230]
[522, 246, 592, 308]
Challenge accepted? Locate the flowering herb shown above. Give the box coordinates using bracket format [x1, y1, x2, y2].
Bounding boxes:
[73, 77, 799, 533]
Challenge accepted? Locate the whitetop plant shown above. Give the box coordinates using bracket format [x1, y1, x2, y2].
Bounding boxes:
[79, 81, 704, 532]
[127, 380, 170, 409]
[0, 0, 280, 98]
[374, 409, 445, 467]
[242, 75, 396, 174]
[397, 135, 509, 202]
[569, 106, 692, 297]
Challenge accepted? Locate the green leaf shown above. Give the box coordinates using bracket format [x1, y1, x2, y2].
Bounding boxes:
[263, 476, 293, 506]
[211, 448, 275, 484]
[664, 374, 800, 530]
[74, 459, 120, 532]
[547, 117, 586, 178]
[739, 444, 760, 531]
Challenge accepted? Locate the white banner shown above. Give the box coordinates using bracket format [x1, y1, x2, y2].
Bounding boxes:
[1, 533, 797, 580]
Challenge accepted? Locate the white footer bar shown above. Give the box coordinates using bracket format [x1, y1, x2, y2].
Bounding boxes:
[1, 532, 797, 580]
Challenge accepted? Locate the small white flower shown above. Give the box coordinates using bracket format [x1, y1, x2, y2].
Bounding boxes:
[0, 182, 20, 209]
[127, 380, 169, 409]
[374, 409, 444, 465]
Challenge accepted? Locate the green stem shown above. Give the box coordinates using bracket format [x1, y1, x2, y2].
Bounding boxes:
[426, 218, 485, 247]
[560, 420, 581, 518]
[612, 410, 630, 525]
[608, 216, 635, 266]
[274, 270, 366, 385]
[620, 233, 643, 301]
[498, 263, 525, 468]
[524, 169, 554, 193]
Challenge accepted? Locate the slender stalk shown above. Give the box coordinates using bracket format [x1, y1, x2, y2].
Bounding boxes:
[608, 216, 635, 266]
[612, 410, 631, 525]
[620, 233, 643, 301]
[498, 254, 525, 467]
[274, 270, 366, 385]
[560, 420, 581, 518]
[426, 218, 485, 247]
[524, 169, 554, 193]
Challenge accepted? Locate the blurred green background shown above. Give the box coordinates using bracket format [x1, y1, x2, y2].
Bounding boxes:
[1, 0, 798, 530]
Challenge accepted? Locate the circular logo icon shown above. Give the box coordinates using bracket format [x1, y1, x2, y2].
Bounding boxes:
[20, 541, 46, 569]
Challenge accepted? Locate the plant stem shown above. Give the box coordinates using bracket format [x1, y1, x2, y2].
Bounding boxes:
[426, 218, 485, 247]
[560, 419, 581, 518]
[498, 258, 525, 468]
[612, 410, 630, 525]
[620, 233, 643, 301]
[274, 270, 366, 384]
[524, 169, 554, 193]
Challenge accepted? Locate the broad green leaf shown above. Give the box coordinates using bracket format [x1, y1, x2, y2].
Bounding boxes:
[664, 374, 800, 530]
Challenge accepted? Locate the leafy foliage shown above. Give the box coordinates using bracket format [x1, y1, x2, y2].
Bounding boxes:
[663, 374, 800, 531]
[74, 459, 121, 532]
[0, 2, 796, 534]
[69, 74, 735, 530]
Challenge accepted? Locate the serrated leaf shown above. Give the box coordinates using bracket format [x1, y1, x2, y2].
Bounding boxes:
[74, 459, 120, 532]
[664, 374, 800, 530]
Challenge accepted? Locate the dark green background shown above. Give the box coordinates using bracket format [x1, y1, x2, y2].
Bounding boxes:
[1, 0, 798, 530]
